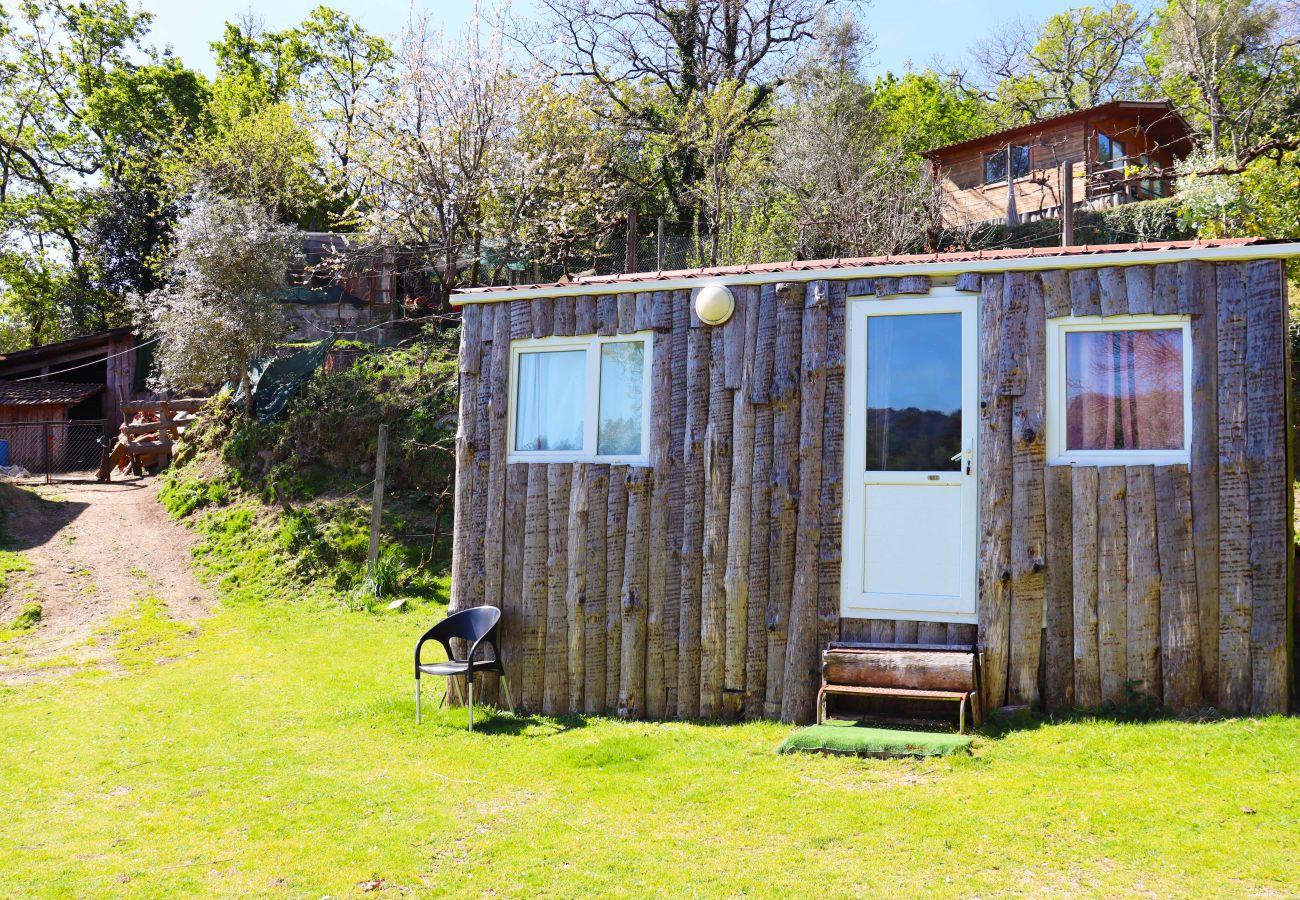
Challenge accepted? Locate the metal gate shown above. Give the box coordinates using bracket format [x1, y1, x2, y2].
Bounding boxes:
[0, 420, 108, 484]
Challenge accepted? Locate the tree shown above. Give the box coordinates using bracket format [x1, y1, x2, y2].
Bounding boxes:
[771, 16, 943, 258]
[169, 85, 325, 227]
[971, 3, 1151, 122]
[0, 0, 208, 348]
[1150, 0, 1300, 158]
[491, 81, 628, 279]
[347, 13, 524, 305]
[132, 197, 299, 413]
[209, 7, 393, 211]
[528, 0, 850, 218]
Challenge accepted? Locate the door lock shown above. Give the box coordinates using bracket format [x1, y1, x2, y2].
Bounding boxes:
[950, 444, 973, 476]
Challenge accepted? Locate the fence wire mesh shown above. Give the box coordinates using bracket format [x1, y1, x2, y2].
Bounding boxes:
[0, 420, 108, 484]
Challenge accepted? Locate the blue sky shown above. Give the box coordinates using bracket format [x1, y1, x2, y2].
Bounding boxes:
[139, 0, 1084, 78]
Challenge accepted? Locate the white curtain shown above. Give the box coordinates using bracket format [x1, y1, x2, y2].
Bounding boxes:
[515, 349, 586, 451]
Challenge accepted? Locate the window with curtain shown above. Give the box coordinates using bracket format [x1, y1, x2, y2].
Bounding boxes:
[514, 349, 586, 451]
[1062, 326, 1186, 453]
[511, 334, 650, 460]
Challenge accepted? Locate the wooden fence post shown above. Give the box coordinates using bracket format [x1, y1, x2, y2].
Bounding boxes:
[368, 424, 389, 576]
[157, 400, 173, 469]
[1060, 162, 1074, 247]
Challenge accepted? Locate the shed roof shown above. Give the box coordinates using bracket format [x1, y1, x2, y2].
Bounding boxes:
[451, 237, 1300, 304]
[0, 326, 135, 370]
[0, 380, 103, 406]
[921, 100, 1191, 159]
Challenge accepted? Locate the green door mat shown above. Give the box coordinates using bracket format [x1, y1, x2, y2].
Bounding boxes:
[778, 719, 973, 757]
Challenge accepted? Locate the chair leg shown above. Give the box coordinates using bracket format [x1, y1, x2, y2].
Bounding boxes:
[500, 674, 516, 714]
[448, 675, 464, 707]
[467, 679, 474, 732]
[416, 678, 421, 724]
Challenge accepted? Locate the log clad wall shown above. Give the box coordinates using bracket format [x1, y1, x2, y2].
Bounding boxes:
[451, 258, 1292, 721]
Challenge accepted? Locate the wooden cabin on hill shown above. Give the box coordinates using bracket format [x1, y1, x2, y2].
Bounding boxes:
[925, 100, 1194, 229]
[446, 238, 1297, 723]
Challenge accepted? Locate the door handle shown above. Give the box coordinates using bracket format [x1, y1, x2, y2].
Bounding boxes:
[951, 444, 973, 476]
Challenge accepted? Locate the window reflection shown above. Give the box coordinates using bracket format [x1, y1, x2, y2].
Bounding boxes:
[865, 313, 962, 471]
[1065, 329, 1183, 451]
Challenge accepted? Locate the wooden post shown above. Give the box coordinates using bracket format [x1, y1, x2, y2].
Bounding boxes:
[977, 275, 1013, 711]
[765, 282, 804, 718]
[367, 424, 389, 576]
[700, 324, 733, 718]
[619, 467, 651, 718]
[1125, 465, 1161, 703]
[656, 215, 666, 270]
[625, 209, 638, 273]
[1072, 466, 1101, 707]
[782, 281, 828, 724]
[745, 285, 777, 718]
[544, 465, 572, 715]
[1060, 162, 1074, 247]
[1217, 262, 1251, 712]
[157, 400, 173, 469]
[677, 306, 710, 718]
[566, 463, 589, 713]
[1097, 466, 1129, 705]
[522, 464, 549, 711]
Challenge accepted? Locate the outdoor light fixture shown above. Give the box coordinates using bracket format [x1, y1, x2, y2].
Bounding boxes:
[694, 283, 735, 325]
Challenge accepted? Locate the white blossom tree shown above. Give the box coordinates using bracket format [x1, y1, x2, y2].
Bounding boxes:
[133, 197, 299, 413]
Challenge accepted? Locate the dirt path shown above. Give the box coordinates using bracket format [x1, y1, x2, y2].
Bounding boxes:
[0, 476, 211, 684]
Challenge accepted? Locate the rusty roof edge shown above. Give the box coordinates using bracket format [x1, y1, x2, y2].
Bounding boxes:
[920, 99, 1185, 159]
[451, 239, 1300, 305]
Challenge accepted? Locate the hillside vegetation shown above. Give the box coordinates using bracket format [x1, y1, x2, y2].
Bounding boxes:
[160, 334, 458, 613]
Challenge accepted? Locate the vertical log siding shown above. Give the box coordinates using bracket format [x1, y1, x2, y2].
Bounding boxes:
[450, 259, 1292, 720]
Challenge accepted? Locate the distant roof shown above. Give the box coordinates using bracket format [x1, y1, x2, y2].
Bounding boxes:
[0, 380, 103, 406]
[452, 237, 1297, 302]
[922, 100, 1192, 159]
[0, 327, 136, 370]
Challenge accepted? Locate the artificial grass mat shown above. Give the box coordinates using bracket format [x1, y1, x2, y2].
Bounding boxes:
[778, 719, 973, 757]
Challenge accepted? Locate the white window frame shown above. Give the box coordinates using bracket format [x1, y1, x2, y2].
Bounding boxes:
[507, 331, 653, 465]
[1046, 314, 1193, 467]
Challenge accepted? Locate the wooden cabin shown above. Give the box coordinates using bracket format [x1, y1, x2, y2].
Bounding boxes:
[0, 380, 104, 471]
[925, 101, 1194, 228]
[447, 238, 1297, 722]
[0, 327, 143, 433]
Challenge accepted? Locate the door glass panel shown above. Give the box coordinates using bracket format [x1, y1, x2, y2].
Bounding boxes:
[865, 313, 962, 471]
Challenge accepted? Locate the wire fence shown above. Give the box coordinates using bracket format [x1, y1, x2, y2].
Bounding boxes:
[0, 420, 109, 484]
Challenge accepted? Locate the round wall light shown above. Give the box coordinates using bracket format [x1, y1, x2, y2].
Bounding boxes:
[694, 283, 735, 326]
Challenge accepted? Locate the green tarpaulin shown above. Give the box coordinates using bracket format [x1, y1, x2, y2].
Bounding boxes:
[232, 335, 336, 425]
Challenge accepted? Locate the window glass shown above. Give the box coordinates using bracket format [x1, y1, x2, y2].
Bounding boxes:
[1065, 329, 1184, 451]
[865, 313, 963, 471]
[1097, 132, 1126, 167]
[515, 349, 586, 451]
[985, 145, 1030, 183]
[597, 341, 645, 456]
[984, 148, 1006, 184]
[1010, 144, 1031, 179]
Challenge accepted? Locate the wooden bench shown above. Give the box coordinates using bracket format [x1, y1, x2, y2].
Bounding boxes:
[817, 643, 983, 733]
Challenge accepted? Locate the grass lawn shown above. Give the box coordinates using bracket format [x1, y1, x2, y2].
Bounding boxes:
[2, 494, 1299, 897]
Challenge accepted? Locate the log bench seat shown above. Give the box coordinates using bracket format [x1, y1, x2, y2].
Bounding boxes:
[817, 644, 983, 733]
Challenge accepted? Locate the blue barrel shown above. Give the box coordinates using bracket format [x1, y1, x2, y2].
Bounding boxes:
[0, 439, 8, 467]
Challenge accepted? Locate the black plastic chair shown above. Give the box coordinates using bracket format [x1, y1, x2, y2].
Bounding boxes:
[414, 606, 512, 729]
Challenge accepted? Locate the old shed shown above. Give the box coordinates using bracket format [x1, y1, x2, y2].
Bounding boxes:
[448, 238, 1297, 721]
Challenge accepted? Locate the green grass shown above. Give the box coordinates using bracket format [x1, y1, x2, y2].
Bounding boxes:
[1, 492, 1298, 896]
[1, 599, 1298, 897]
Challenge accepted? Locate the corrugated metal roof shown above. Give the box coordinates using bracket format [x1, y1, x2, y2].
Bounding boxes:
[0, 380, 103, 406]
[452, 237, 1282, 300]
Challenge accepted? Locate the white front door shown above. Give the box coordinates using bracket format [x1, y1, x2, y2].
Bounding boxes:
[841, 290, 978, 624]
